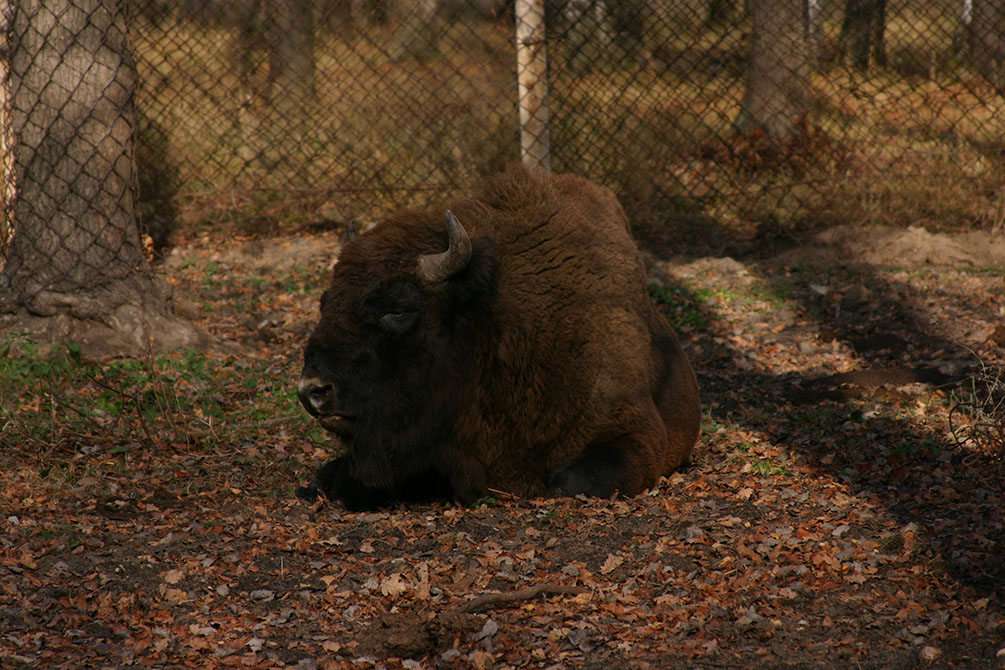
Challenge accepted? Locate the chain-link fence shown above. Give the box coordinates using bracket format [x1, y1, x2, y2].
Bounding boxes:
[1, 0, 152, 312]
[2, 0, 1004, 287]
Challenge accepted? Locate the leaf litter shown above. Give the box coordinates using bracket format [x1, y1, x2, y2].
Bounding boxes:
[1, 226, 1003, 668]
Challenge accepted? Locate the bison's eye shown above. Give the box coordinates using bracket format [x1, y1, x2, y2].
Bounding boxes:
[379, 310, 418, 334]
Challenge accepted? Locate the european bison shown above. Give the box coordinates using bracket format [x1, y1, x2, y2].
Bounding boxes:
[297, 167, 700, 509]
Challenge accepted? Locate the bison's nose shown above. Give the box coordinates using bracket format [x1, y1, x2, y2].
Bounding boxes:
[298, 375, 335, 417]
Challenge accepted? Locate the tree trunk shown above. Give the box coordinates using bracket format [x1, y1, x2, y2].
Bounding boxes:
[805, 0, 824, 62]
[389, 0, 440, 62]
[839, 0, 887, 70]
[735, 0, 809, 140]
[1, 0, 203, 356]
[707, 0, 735, 26]
[970, 0, 1005, 87]
[269, 0, 316, 101]
[564, 0, 613, 73]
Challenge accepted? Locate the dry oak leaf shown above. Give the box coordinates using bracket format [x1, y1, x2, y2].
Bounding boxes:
[164, 588, 187, 603]
[600, 554, 625, 575]
[380, 573, 409, 597]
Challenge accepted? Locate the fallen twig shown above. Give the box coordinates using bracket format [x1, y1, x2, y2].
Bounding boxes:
[450, 583, 590, 614]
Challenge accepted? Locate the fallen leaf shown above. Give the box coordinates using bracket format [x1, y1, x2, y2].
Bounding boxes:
[473, 618, 499, 641]
[415, 562, 430, 600]
[736, 606, 763, 626]
[600, 554, 624, 575]
[684, 525, 706, 543]
[250, 589, 275, 602]
[164, 588, 187, 603]
[380, 573, 408, 597]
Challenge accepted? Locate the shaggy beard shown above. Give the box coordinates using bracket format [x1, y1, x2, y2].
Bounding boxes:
[342, 413, 446, 490]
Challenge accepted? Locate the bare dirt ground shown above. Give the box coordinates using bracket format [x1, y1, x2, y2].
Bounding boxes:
[2, 222, 1004, 669]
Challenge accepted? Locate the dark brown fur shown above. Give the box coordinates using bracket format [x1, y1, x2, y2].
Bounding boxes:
[297, 167, 700, 509]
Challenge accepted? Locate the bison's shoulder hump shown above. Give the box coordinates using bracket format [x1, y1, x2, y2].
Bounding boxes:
[473, 168, 629, 238]
[476, 167, 615, 208]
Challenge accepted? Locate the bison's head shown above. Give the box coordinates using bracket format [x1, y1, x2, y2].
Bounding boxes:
[297, 211, 497, 486]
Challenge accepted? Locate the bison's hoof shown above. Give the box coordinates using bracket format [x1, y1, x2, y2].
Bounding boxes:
[295, 484, 320, 503]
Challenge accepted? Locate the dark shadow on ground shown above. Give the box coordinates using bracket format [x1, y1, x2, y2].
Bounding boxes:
[643, 226, 1005, 605]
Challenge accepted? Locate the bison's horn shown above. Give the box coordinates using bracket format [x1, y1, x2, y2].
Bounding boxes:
[418, 210, 472, 282]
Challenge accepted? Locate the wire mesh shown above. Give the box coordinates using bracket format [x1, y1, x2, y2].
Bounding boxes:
[2, 0, 1004, 296]
[1, 0, 149, 309]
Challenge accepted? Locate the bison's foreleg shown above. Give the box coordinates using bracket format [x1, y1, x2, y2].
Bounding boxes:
[296, 456, 455, 510]
[295, 455, 399, 511]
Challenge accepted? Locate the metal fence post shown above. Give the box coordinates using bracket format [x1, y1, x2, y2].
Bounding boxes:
[515, 0, 551, 172]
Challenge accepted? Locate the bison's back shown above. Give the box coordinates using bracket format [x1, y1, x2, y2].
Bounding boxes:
[450, 168, 699, 497]
[465, 169, 645, 309]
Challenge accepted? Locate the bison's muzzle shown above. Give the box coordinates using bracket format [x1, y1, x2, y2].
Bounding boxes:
[298, 370, 360, 440]
[297, 374, 337, 418]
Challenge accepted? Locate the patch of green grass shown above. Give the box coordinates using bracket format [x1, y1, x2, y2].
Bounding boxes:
[277, 266, 322, 295]
[693, 287, 740, 305]
[647, 282, 712, 332]
[750, 279, 796, 305]
[960, 265, 1005, 277]
[305, 424, 327, 446]
[751, 458, 789, 477]
[701, 413, 725, 436]
[0, 334, 297, 452]
[201, 261, 221, 286]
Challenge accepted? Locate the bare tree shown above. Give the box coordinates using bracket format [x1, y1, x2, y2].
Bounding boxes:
[736, 0, 809, 140]
[970, 0, 1005, 86]
[389, 0, 440, 62]
[805, 0, 825, 61]
[269, 0, 315, 100]
[0, 0, 203, 355]
[838, 0, 887, 70]
[564, 0, 613, 72]
[233, 0, 316, 103]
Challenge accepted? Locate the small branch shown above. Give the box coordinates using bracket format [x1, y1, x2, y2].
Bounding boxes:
[485, 487, 518, 500]
[228, 415, 302, 430]
[450, 584, 590, 614]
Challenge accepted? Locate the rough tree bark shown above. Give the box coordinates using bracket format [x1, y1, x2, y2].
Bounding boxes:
[269, 0, 316, 100]
[0, 0, 204, 357]
[805, 0, 824, 62]
[970, 0, 1005, 87]
[838, 0, 887, 71]
[389, 0, 440, 62]
[735, 0, 809, 140]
